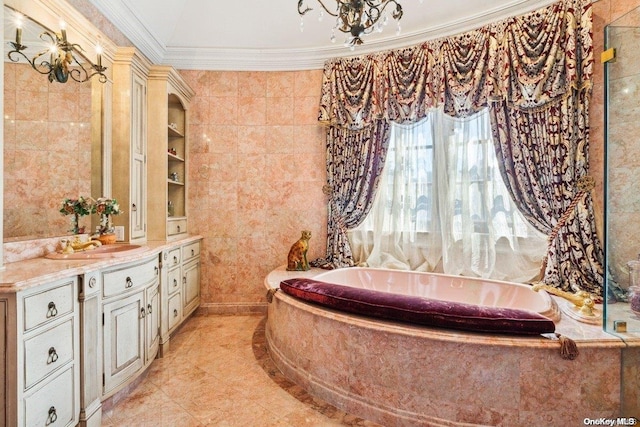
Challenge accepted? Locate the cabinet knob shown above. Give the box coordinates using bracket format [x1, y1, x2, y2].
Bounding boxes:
[173, 278, 178, 288]
[89, 277, 97, 288]
[191, 249, 195, 256]
[132, 203, 137, 211]
[173, 308, 178, 318]
[47, 302, 58, 318]
[140, 307, 146, 318]
[47, 406, 58, 424]
[125, 277, 133, 288]
[183, 276, 187, 285]
[177, 225, 181, 232]
[173, 256, 178, 264]
[147, 303, 153, 315]
[154, 266, 159, 276]
[47, 347, 59, 365]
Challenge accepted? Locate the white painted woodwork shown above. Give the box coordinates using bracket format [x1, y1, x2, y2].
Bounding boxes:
[147, 66, 194, 241]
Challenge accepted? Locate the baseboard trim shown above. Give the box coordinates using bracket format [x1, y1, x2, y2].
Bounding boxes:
[196, 303, 267, 316]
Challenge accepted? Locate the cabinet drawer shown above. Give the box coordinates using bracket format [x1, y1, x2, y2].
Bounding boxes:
[23, 279, 75, 331]
[24, 366, 76, 427]
[167, 268, 181, 295]
[167, 248, 181, 269]
[168, 293, 182, 330]
[102, 256, 159, 299]
[24, 318, 74, 390]
[182, 241, 200, 263]
[168, 219, 187, 236]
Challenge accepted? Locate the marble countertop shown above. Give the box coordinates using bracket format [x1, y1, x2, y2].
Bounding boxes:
[0, 235, 202, 293]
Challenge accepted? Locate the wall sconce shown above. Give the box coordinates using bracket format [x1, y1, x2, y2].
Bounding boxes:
[7, 11, 107, 84]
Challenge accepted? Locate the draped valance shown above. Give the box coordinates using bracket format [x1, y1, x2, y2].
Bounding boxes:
[318, 0, 593, 129]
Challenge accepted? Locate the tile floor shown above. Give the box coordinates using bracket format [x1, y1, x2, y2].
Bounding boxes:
[101, 314, 381, 426]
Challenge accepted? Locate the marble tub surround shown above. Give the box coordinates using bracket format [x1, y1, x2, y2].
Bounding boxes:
[266, 268, 639, 426]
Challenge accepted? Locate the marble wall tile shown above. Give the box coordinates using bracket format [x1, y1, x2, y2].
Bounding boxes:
[180, 69, 328, 308]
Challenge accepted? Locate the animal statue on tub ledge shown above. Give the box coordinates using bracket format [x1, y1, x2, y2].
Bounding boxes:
[286, 230, 311, 271]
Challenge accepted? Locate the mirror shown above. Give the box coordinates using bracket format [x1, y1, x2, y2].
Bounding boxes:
[3, 5, 104, 241]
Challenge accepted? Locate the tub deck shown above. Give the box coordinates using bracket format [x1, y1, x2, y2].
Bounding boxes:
[265, 266, 640, 426]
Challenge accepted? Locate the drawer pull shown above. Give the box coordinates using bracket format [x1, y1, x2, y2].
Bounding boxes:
[173, 308, 178, 318]
[191, 249, 195, 256]
[47, 406, 57, 424]
[47, 302, 58, 318]
[147, 303, 153, 314]
[89, 277, 97, 288]
[173, 278, 178, 288]
[140, 307, 146, 318]
[177, 225, 181, 232]
[173, 255, 178, 264]
[132, 203, 137, 212]
[47, 347, 59, 364]
[125, 277, 133, 288]
[154, 266, 159, 276]
[183, 276, 187, 285]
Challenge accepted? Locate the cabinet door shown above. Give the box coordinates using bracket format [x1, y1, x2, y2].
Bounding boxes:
[103, 292, 144, 394]
[145, 283, 160, 363]
[130, 73, 147, 240]
[183, 259, 200, 316]
[0, 300, 5, 425]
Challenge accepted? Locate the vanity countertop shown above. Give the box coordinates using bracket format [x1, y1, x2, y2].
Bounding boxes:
[0, 235, 202, 292]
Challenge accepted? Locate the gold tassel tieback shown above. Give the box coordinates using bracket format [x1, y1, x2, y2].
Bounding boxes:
[556, 333, 579, 360]
[542, 332, 579, 360]
[266, 288, 279, 303]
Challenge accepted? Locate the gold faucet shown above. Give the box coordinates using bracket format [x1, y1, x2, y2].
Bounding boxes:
[531, 283, 596, 317]
[69, 236, 102, 252]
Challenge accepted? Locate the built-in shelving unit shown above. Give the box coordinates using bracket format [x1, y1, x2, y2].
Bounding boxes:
[147, 66, 194, 241]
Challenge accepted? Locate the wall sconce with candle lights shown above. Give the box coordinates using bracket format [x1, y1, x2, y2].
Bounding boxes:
[6, 6, 107, 84]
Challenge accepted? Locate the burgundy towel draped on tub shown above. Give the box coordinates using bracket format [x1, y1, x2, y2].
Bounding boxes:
[280, 278, 555, 335]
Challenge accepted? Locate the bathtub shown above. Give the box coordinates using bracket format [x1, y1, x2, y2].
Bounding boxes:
[265, 266, 633, 426]
[312, 267, 559, 320]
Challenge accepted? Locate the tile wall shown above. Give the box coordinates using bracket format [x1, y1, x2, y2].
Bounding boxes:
[178, 70, 328, 308]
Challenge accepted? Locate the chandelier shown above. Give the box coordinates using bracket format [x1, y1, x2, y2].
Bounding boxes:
[7, 10, 107, 84]
[298, 0, 404, 47]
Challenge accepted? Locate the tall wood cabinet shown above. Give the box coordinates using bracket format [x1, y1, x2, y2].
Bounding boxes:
[147, 66, 195, 241]
[112, 48, 152, 243]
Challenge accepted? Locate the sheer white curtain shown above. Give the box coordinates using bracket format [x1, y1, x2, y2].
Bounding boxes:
[348, 108, 547, 282]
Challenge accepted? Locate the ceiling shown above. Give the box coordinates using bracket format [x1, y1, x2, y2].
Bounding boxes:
[86, 0, 559, 70]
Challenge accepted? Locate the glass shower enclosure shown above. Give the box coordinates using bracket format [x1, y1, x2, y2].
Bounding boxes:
[605, 7, 640, 334]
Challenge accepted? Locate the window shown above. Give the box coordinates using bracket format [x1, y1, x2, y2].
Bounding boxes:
[349, 108, 547, 282]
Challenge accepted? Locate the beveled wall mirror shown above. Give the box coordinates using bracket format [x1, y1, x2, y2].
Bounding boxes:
[2, 2, 112, 242]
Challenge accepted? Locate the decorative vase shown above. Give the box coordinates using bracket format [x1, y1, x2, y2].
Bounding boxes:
[97, 233, 116, 245]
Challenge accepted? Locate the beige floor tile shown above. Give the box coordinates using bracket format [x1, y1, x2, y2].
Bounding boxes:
[102, 314, 371, 426]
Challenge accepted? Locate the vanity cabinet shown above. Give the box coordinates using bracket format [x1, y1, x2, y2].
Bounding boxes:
[112, 47, 152, 243]
[159, 239, 201, 355]
[147, 66, 195, 241]
[1, 277, 81, 427]
[101, 255, 160, 397]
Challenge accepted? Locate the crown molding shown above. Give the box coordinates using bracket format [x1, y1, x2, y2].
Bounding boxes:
[89, 0, 562, 71]
[86, 0, 165, 64]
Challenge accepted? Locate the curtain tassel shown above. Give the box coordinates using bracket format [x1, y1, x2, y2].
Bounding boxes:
[543, 332, 579, 360]
[557, 333, 579, 360]
[266, 288, 279, 303]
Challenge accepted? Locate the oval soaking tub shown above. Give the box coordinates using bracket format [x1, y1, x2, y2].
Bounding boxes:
[265, 266, 628, 426]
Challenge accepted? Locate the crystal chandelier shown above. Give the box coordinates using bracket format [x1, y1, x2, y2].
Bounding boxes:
[298, 0, 403, 47]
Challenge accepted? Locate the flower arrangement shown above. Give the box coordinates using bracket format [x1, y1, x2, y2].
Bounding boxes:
[93, 197, 121, 235]
[59, 196, 93, 234]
